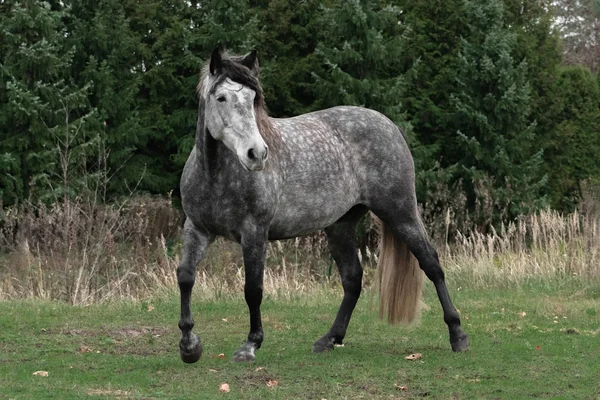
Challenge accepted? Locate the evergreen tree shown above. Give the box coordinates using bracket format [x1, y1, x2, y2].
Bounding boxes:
[311, 0, 410, 127]
[0, 0, 101, 205]
[252, 0, 326, 117]
[447, 0, 546, 225]
[66, 0, 144, 196]
[543, 66, 600, 210]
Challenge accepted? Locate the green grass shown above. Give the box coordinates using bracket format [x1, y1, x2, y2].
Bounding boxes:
[1, 283, 599, 399]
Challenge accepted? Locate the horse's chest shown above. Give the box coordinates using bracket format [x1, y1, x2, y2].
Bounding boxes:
[182, 175, 275, 241]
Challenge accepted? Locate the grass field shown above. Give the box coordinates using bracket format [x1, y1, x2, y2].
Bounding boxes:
[1, 282, 599, 399]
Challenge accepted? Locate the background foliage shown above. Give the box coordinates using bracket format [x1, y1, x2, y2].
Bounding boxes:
[1, 0, 599, 229]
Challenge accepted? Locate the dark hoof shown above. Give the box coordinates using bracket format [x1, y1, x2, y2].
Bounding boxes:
[313, 336, 335, 353]
[232, 344, 256, 362]
[451, 333, 470, 352]
[180, 334, 203, 363]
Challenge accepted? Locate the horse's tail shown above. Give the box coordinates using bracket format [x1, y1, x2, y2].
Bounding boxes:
[375, 216, 424, 325]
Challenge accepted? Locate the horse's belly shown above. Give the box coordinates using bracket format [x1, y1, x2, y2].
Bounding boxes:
[268, 188, 359, 239]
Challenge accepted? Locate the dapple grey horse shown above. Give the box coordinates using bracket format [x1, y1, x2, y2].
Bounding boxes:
[177, 48, 469, 363]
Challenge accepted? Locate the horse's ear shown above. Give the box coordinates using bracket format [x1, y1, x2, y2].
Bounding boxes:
[240, 50, 258, 74]
[209, 46, 223, 75]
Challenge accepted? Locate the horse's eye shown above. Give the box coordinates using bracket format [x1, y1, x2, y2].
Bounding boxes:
[216, 95, 226, 102]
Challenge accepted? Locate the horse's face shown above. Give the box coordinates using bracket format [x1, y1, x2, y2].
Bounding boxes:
[202, 50, 268, 171]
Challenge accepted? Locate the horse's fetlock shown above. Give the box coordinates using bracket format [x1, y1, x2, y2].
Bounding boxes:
[179, 318, 194, 332]
[248, 331, 264, 345]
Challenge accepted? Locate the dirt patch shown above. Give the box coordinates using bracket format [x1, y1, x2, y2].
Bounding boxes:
[58, 326, 170, 339]
[110, 327, 168, 339]
[62, 328, 98, 337]
[237, 367, 280, 389]
[86, 388, 131, 397]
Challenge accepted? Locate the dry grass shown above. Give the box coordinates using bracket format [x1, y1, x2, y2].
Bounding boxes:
[1, 196, 599, 304]
[443, 209, 600, 286]
[0, 196, 182, 304]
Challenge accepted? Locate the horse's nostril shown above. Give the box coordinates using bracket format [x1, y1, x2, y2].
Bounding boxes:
[247, 148, 257, 160]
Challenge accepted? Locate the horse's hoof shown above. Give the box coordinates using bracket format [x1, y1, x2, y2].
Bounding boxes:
[232, 347, 255, 362]
[451, 333, 470, 352]
[180, 334, 203, 363]
[313, 336, 335, 353]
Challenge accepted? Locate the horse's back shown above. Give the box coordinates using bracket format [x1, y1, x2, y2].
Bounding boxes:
[267, 106, 416, 239]
[273, 106, 415, 191]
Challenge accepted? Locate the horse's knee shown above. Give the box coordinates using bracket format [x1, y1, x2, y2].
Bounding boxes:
[177, 263, 195, 289]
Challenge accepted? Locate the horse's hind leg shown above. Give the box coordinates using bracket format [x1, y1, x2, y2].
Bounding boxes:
[380, 208, 469, 352]
[177, 219, 213, 363]
[314, 206, 367, 353]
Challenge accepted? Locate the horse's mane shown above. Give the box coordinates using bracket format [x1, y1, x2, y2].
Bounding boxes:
[197, 52, 281, 153]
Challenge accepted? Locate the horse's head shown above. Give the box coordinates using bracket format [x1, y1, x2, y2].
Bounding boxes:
[200, 47, 269, 171]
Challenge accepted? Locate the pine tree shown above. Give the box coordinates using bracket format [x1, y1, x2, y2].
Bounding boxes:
[543, 66, 600, 210]
[0, 0, 101, 205]
[311, 0, 411, 127]
[252, 0, 326, 117]
[447, 0, 547, 225]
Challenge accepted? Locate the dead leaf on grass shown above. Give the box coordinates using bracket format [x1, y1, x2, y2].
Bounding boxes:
[266, 379, 278, 387]
[32, 371, 48, 377]
[78, 345, 91, 353]
[219, 383, 230, 393]
[147, 304, 154, 312]
[255, 366, 264, 372]
[395, 383, 408, 391]
[218, 353, 225, 359]
[405, 353, 422, 361]
[518, 311, 526, 318]
[209, 369, 219, 373]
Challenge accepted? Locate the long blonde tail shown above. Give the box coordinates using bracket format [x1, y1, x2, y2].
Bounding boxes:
[376, 216, 424, 325]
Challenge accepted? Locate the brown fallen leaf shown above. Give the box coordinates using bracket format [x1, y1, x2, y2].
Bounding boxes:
[518, 311, 526, 318]
[266, 379, 278, 387]
[78, 345, 91, 353]
[218, 353, 225, 359]
[147, 304, 154, 312]
[405, 353, 422, 361]
[255, 366, 265, 372]
[394, 383, 408, 391]
[33, 371, 48, 377]
[219, 383, 230, 393]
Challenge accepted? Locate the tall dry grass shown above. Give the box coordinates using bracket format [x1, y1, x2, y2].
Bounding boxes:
[443, 209, 600, 287]
[1, 196, 599, 304]
[0, 196, 182, 304]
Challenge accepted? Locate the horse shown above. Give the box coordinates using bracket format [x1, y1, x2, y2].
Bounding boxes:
[177, 48, 469, 363]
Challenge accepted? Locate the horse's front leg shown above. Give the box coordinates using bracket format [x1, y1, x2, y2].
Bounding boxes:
[233, 230, 267, 362]
[177, 220, 213, 363]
